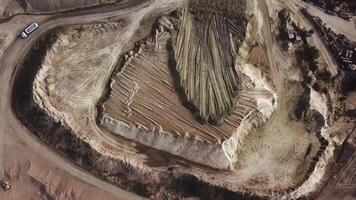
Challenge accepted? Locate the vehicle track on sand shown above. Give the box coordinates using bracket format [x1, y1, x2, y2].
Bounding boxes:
[0, 0, 154, 199]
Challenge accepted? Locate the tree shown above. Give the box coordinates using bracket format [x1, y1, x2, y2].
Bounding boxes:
[299, 45, 320, 71]
[326, 1, 337, 11]
[304, 46, 320, 61]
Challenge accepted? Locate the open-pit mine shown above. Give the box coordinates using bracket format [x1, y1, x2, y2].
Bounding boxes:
[1, 0, 355, 199]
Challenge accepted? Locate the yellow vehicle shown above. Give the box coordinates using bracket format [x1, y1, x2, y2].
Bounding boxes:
[1, 180, 11, 191]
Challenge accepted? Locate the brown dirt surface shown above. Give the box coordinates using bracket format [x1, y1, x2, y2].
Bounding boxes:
[0, 33, 6, 54]
[1, 0, 125, 18]
[24, 0, 120, 12]
[317, 131, 356, 200]
[1, 1, 24, 18]
[247, 46, 271, 80]
[0, 127, 122, 200]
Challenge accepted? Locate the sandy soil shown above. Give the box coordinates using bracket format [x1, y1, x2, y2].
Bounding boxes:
[1, 0, 122, 18]
[345, 92, 356, 111]
[34, 21, 128, 112]
[0, 132, 122, 200]
[317, 145, 356, 200]
[25, 0, 119, 12]
[0, 14, 49, 56]
[0, 0, 11, 15]
[1, 0, 23, 18]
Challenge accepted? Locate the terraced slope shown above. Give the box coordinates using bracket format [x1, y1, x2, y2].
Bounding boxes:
[173, 0, 247, 123]
[100, 20, 257, 145]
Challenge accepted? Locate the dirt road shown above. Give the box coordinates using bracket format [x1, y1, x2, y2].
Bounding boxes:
[0, 0, 155, 199]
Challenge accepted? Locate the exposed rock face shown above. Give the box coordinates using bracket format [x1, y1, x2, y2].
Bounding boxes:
[173, 0, 247, 123]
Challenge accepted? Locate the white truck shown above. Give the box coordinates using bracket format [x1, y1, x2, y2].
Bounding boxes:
[20, 23, 39, 39]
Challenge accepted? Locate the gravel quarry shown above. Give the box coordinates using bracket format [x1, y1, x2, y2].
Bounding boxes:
[1, 0, 355, 199]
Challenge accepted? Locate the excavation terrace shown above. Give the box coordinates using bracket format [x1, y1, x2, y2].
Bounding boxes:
[98, 1, 257, 168]
[6, 0, 352, 199]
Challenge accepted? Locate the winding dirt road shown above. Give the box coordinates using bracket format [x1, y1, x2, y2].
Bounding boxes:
[0, 1, 157, 199]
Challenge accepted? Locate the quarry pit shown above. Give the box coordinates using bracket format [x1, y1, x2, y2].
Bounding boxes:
[4, 0, 355, 199]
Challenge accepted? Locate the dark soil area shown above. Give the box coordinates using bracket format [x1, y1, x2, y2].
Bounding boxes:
[341, 71, 356, 93]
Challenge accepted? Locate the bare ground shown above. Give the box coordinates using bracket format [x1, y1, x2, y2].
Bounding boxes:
[0, 131, 121, 200]
[1, 0, 355, 199]
[1, 0, 124, 18]
[26, 0, 324, 195]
